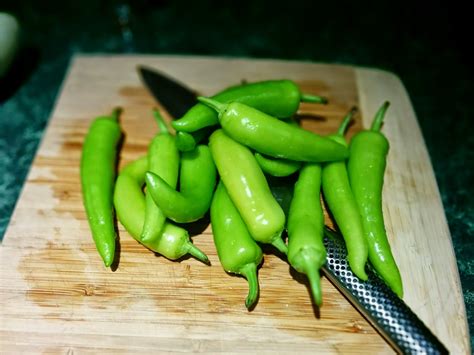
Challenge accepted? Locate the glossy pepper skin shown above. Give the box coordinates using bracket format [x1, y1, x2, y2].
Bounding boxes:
[347, 101, 403, 297]
[114, 156, 209, 263]
[211, 182, 263, 309]
[140, 109, 179, 242]
[145, 144, 217, 223]
[209, 129, 287, 254]
[199, 98, 348, 163]
[254, 152, 301, 177]
[322, 108, 369, 280]
[172, 79, 327, 133]
[80, 108, 122, 267]
[287, 163, 326, 306]
[254, 118, 302, 177]
[175, 128, 212, 152]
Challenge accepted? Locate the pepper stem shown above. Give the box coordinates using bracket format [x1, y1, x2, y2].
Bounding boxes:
[337, 106, 357, 136]
[296, 248, 325, 307]
[184, 242, 210, 264]
[370, 101, 390, 132]
[271, 237, 288, 255]
[197, 97, 226, 113]
[300, 93, 328, 104]
[305, 265, 323, 307]
[240, 263, 260, 310]
[110, 107, 122, 122]
[152, 108, 170, 134]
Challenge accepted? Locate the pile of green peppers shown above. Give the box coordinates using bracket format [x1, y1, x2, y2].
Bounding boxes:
[80, 79, 403, 311]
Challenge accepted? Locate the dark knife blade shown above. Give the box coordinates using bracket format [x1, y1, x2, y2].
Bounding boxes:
[137, 65, 198, 118]
[136, 65, 448, 353]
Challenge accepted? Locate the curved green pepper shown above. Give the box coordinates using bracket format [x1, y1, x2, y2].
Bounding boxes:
[198, 98, 348, 163]
[175, 127, 213, 152]
[211, 182, 263, 309]
[254, 152, 302, 177]
[287, 163, 326, 307]
[254, 117, 302, 176]
[322, 108, 369, 280]
[347, 101, 403, 297]
[172, 79, 327, 133]
[81, 108, 122, 267]
[114, 156, 209, 263]
[145, 144, 217, 223]
[141, 109, 179, 242]
[209, 129, 287, 254]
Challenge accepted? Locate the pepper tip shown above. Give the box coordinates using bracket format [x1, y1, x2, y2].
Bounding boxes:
[186, 242, 210, 265]
[271, 237, 288, 255]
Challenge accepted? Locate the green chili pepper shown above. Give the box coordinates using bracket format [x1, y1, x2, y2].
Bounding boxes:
[80, 108, 122, 267]
[172, 79, 327, 133]
[347, 101, 403, 297]
[254, 117, 302, 176]
[321, 108, 369, 281]
[198, 98, 348, 163]
[287, 163, 326, 306]
[175, 128, 212, 152]
[145, 144, 217, 223]
[209, 129, 287, 254]
[175, 131, 195, 152]
[114, 156, 209, 263]
[254, 152, 302, 177]
[211, 182, 263, 309]
[140, 109, 179, 242]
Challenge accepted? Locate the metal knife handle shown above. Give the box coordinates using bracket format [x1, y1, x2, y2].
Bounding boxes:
[322, 228, 449, 354]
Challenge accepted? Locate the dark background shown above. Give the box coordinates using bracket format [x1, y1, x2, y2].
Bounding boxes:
[1, 0, 472, 347]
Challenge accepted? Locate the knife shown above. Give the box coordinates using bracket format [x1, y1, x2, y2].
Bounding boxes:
[323, 228, 447, 354]
[138, 65, 198, 118]
[137, 65, 449, 354]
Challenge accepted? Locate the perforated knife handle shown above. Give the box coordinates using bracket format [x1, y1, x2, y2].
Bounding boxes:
[322, 228, 448, 354]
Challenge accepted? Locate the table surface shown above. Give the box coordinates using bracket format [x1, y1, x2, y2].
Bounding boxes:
[1, 0, 472, 349]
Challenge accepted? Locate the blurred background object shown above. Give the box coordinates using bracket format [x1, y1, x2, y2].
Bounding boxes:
[0, 0, 472, 346]
[0, 12, 20, 77]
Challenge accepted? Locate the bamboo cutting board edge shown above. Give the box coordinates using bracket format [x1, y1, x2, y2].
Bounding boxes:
[0, 54, 469, 354]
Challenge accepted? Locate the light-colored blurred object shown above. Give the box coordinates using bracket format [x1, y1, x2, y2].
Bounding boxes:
[0, 12, 20, 77]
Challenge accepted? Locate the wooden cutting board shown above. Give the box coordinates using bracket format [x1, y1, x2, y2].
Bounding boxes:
[0, 55, 469, 354]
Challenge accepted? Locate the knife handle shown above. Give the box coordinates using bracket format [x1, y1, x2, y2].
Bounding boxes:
[322, 228, 448, 354]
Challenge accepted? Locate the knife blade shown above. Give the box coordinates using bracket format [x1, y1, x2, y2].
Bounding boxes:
[137, 65, 448, 354]
[323, 228, 448, 354]
[137, 65, 198, 118]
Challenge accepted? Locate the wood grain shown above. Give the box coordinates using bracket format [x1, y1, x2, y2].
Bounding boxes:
[0, 55, 469, 354]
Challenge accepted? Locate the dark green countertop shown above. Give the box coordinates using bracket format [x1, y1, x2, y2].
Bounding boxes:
[1, 0, 472, 347]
